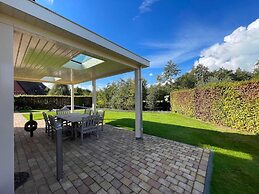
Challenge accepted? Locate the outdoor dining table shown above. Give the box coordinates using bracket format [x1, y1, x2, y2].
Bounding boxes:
[56, 113, 89, 139]
[56, 113, 89, 123]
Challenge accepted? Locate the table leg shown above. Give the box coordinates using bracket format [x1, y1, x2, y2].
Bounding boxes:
[72, 122, 79, 140]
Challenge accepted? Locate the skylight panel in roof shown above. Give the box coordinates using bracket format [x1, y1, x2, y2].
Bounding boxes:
[63, 61, 82, 70]
[40, 76, 61, 82]
[82, 58, 104, 69]
[63, 54, 104, 70]
[72, 54, 91, 63]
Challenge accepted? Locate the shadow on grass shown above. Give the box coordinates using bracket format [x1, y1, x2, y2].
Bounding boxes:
[107, 118, 259, 155]
[107, 118, 259, 194]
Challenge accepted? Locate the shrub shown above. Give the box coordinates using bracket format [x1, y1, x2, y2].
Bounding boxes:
[170, 81, 259, 133]
[14, 95, 92, 110]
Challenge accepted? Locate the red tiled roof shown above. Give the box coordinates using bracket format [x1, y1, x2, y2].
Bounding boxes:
[14, 81, 47, 95]
[14, 81, 26, 95]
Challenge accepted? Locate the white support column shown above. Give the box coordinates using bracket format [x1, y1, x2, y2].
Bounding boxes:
[71, 84, 74, 113]
[92, 80, 97, 114]
[0, 23, 14, 194]
[135, 67, 143, 139]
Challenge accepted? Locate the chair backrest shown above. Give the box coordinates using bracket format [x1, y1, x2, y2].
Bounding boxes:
[48, 115, 61, 129]
[42, 112, 48, 123]
[56, 109, 70, 115]
[81, 116, 99, 131]
[84, 109, 92, 115]
[48, 115, 55, 128]
[61, 106, 69, 110]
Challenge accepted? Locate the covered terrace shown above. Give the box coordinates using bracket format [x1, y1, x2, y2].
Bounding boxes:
[0, 0, 148, 192]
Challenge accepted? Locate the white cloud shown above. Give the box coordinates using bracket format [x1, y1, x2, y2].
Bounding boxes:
[134, 0, 160, 20]
[46, 0, 54, 5]
[37, 0, 54, 6]
[139, 0, 160, 13]
[195, 19, 259, 72]
[143, 24, 224, 68]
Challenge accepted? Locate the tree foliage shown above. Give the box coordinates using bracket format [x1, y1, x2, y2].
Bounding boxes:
[175, 72, 196, 89]
[175, 64, 258, 89]
[97, 78, 148, 110]
[96, 59, 258, 111]
[48, 84, 70, 96]
[146, 85, 168, 110]
[252, 61, 259, 80]
[75, 87, 91, 96]
[157, 60, 180, 85]
[192, 64, 211, 85]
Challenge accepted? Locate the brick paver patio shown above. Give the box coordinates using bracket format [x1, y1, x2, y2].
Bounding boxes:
[14, 113, 211, 194]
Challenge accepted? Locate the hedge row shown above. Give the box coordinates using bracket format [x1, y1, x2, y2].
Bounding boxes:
[14, 95, 92, 110]
[170, 81, 259, 133]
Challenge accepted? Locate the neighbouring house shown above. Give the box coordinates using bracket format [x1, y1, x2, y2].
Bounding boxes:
[14, 81, 48, 95]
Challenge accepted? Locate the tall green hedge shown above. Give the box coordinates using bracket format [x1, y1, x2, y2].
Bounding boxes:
[170, 81, 259, 133]
[14, 95, 92, 110]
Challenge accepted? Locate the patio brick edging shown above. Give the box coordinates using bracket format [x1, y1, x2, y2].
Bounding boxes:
[204, 151, 214, 194]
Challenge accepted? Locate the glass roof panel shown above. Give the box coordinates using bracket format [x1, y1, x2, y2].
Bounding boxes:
[63, 54, 104, 70]
[82, 58, 104, 69]
[63, 61, 82, 70]
[41, 76, 61, 82]
[72, 54, 91, 63]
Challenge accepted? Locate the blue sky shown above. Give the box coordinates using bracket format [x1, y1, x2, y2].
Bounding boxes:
[37, 0, 259, 90]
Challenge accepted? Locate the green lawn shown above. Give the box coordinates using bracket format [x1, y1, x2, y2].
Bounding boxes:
[22, 110, 83, 120]
[22, 110, 259, 194]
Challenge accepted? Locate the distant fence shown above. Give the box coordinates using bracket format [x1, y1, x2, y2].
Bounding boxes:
[170, 81, 259, 133]
[14, 95, 92, 110]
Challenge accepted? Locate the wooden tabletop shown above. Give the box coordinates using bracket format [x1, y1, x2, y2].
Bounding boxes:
[56, 113, 89, 123]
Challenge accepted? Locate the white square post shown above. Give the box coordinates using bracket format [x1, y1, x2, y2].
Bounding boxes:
[92, 80, 97, 114]
[71, 84, 74, 113]
[135, 67, 143, 139]
[0, 23, 14, 194]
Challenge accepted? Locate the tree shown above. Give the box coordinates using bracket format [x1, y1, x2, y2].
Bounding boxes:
[233, 68, 252, 81]
[192, 64, 210, 86]
[141, 79, 148, 103]
[96, 78, 148, 110]
[252, 60, 259, 80]
[157, 60, 180, 85]
[110, 79, 135, 110]
[75, 87, 91, 96]
[175, 72, 196, 89]
[146, 85, 168, 110]
[208, 68, 234, 83]
[97, 82, 117, 108]
[48, 84, 70, 95]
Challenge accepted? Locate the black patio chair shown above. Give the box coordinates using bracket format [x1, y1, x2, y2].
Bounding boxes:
[42, 112, 51, 135]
